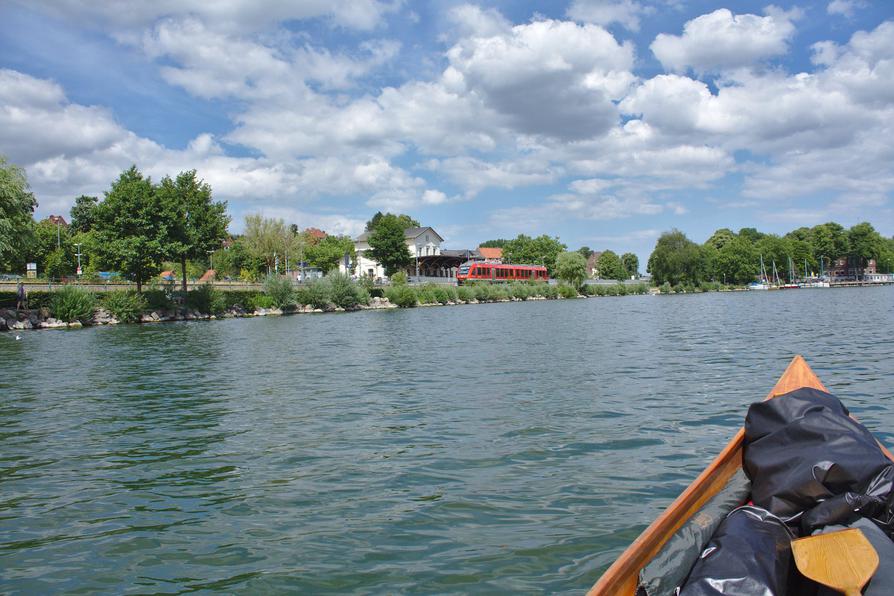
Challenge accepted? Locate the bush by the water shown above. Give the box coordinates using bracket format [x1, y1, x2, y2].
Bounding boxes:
[385, 283, 417, 308]
[326, 271, 367, 309]
[186, 284, 226, 314]
[144, 289, 174, 311]
[248, 293, 276, 310]
[101, 290, 146, 323]
[456, 286, 475, 302]
[52, 286, 97, 324]
[263, 275, 295, 308]
[557, 284, 578, 299]
[297, 278, 331, 309]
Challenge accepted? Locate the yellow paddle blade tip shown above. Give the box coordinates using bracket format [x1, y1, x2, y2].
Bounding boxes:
[792, 528, 879, 593]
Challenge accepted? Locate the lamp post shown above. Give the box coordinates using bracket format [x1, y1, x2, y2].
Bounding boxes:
[74, 243, 82, 280]
[207, 249, 214, 272]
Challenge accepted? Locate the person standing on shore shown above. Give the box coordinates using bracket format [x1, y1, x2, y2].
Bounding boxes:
[16, 281, 27, 311]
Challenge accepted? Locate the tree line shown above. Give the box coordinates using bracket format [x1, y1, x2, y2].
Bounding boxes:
[0, 158, 356, 291]
[647, 223, 894, 286]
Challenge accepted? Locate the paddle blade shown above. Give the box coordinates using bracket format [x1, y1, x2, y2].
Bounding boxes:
[792, 528, 878, 595]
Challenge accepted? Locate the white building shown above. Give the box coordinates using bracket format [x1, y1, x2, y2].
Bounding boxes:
[347, 227, 443, 279]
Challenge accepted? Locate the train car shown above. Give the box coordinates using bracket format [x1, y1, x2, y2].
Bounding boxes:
[456, 261, 548, 284]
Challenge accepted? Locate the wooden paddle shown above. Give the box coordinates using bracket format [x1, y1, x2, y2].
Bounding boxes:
[792, 528, 879, 596]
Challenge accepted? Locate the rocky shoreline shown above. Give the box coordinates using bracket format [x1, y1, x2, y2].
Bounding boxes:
[0, 296, 399, 332]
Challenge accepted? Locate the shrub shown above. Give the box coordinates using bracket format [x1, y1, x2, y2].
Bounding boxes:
[557, 284, 578, 299]
[144, 289, 174, 311]
[510, 282, 531, 300]
[660, 282, 672, 295]
[542, 284, 558, 299]
[355, 286, 371, 306]
[327, 271, 362, 309]
[248, 294, 276, 310]
[385, 284, 417, 307]
[456, 286, 475, 302]
[616, 283, 629, 296]
[298, 279, 331, 309]
[391, 271, 408, 285]
[632, 283, 649, 295]
[102, 290, 146, 323]
[473, 284, 491, 302]
[52, 286, 96, 324]
[264, 275, 295, 308]
[187, 284, 226, 315]
[490, 285, 509, 301]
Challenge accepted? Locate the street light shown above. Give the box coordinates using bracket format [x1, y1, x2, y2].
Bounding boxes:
[207, 249, 214, 272]
[74, 243, 82, 280]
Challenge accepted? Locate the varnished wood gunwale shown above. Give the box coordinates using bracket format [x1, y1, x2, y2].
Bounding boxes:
[588, 355, 831, 596]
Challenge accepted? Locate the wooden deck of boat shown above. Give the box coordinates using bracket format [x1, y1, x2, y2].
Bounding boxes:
[588, 355, 830, 596]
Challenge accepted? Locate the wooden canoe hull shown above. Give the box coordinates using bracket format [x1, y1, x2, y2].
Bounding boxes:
[587, 355, 890, 595]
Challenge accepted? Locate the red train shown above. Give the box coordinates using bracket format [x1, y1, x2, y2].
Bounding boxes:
[456, 261, 549, 284]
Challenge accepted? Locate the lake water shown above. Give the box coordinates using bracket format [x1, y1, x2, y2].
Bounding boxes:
[2, 287, 893, 594]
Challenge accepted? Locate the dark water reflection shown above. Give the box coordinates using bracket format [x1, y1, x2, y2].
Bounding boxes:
[1, 287, 893, 593]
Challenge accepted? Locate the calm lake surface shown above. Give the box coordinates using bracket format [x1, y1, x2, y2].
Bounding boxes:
[2, 287, 893, 594]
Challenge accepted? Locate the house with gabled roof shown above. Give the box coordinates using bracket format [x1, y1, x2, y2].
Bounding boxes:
[349, 226, 445, 280]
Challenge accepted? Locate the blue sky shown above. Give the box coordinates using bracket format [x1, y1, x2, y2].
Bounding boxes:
[1, 0, 892, 266]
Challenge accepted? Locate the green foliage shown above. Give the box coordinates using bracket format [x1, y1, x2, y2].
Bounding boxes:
[480, 239, 508, 248]
[143, 289, 174, 311]
[385, 283, 417, 307]
[263, 275, 296, 308]
[647, 230, 706, 286]
[621, 253, 639, 278]
[69, 195, 98, 234]
[101, 290, 147, 323]
[326, 271, 363, 309]
[660, 281, 672, 294]
[0, 156, 37, 272]
[297, 278, 331, 309]
[93, 166, 169, 292]
[557, 284, 578, 298]
[186, 284, 225, 315]
[307, 235, 355, 273]
[577, 246, 593, 260]
[848, 222, 883, 267]
[509, 282, 531, 300]
[555, 251, 587, 287]
[390, 271, 408, 285]
[52, 285, 96, 324]
[711, 235, 758, 284]
[502, 234, 566, 274]
[45, 247, 76, 279]
[355, 285, 371, 306]
[368, 215, 412, 277]
[365, 211, 419, 232]
[456, 285, 475, 302]
[243, 214, 300, 274]
[248, 294, 276, 310]
[541, 284, 558, 299]
[0, 289, 52, 309]
[597, 250, 627, 281]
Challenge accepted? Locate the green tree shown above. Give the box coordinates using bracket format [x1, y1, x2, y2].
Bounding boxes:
[738, 227, 765, 244]
[596, 250, 626, 281]
[713, 235, 758, 284]
[365, 211, 419, 232]
[158, 170, 229, 294]
[0, 156, 37, 271]
[847, 222, 883, 274]
[243, 215, 294, 275]
[93, 166, 170, 293]
[368, 215, 412, 277]
[480, 239, 508, 248]
[877, 237, 894, 273]
[307, 234, 355, 273]
[810, 222, 849, 263]
[621, 252, 639, 278]
[502, 234, 566, 274]
[555, 251, 587, 287]
[647, 229, 706, 286]
[706, 228, 736, 250]
[755, 235, 791, 282]
[577, 246, 593, 260]
[69, 195, 99, 233]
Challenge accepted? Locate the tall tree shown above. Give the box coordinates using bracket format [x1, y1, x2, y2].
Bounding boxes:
[502, 234, 566, 274]
[365, 211, 419, 232]
[480, 239, 508, 248]
[713, 235, 758, 284]
[307, 234, 355, 273]
[847, 222, 883, 276]
[0, 156, 37, 271]
[597, 250, 626, 281]
[368, 215, 412, 276]
[93, 166, 170, 293]
[158, 170, 229, 293]
[706, 228, 736, 250]
[243, 215, 293, 274]
[621, 252, 639, 278]
[577, 246, 593, 260]
[737, 227, 765, 244]
[69, 195, 99, 233]
[810, 222, 849, 265]
[647, 229, 705, 286]
[555, 251, 587, 287]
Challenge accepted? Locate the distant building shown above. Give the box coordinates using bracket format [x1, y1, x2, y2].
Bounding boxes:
[828, 257, 877, 280]
[198, 269, 216, 283]
[351, 226, 444, 279]
[45, 215, 68, 227]
[477, 247, 503, 262]
[305, 227, 327, 242]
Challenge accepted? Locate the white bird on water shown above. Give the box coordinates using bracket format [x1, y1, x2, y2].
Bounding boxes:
[15, 335, 22, 340]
